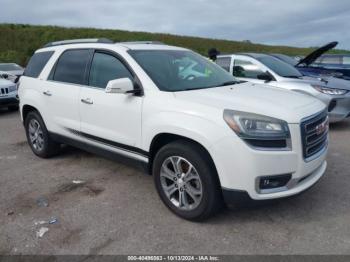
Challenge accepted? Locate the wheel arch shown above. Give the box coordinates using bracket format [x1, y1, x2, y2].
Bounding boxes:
[22, 104, 40, 123]
[148, 133, 220, 184]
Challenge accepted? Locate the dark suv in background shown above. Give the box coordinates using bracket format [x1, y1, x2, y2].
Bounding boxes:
[294, 42, 350, 80]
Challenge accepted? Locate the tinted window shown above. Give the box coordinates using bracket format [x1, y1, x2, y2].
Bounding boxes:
[129, 50, 236, 92]
[53, 49, 92, 85]
[216, 57, 231, 71]
[89, 52, 133, 88]
[233, 59, 265, 79]
[320, 56, 341, 64]
[24, 51, 54, 78]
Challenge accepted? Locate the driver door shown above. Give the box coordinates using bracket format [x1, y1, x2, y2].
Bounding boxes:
[79, 50, 143, 159]
[231, 58, 266, 84]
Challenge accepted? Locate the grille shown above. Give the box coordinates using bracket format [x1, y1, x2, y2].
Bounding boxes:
[301, 110, 329, 160]
[0, 87, 9, 96]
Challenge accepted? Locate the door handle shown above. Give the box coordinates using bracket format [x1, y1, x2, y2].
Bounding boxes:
[81, 98, 93, 105]
[43, 90, 52, 96]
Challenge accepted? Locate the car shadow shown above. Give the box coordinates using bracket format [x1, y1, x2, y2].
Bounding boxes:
[329, 119, 350, 131]
[0, 107, 19, 116]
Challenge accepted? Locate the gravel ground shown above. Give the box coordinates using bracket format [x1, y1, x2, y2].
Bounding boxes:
[0, 109, 350, 255]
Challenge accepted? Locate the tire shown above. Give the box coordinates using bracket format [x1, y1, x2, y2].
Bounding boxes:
[8, 105, 19, 111]
[24, 111, 60, 158]
[153, 140, 223, 221]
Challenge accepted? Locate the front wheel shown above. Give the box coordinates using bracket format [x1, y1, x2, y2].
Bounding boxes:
[153, 140, 223, 221]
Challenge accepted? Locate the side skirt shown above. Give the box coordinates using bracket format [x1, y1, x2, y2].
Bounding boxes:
[50, 132, 150, 174]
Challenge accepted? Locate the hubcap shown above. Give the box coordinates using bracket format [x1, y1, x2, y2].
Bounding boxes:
[160, 156, 203, 211]
[28, 119, 44, 151]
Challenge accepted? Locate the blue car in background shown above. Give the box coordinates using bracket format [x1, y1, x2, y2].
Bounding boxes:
[271, 42, 350, 80]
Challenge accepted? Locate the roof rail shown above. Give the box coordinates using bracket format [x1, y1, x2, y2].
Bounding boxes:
[118, 41, 165, 45]
[43, 38, 114, 48]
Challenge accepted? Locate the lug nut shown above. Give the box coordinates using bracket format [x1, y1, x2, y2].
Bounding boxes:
[175, 184, 178, 188]
[174, 177, 177, 181]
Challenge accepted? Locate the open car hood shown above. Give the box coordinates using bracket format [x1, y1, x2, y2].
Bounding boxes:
[297, 41, 338, 66]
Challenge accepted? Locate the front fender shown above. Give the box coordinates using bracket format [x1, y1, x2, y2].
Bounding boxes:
[142, 111, 232, 156]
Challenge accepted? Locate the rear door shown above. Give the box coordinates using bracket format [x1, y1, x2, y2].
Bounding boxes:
[79, 50, 144, 160]
[44, 49, 93, 138]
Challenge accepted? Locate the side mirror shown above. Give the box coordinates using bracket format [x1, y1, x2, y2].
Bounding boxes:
[106, 78, 134, 94]
[257, 72, 274, 82]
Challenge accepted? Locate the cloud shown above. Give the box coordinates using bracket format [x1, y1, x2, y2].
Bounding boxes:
[1, 0, 349, 49]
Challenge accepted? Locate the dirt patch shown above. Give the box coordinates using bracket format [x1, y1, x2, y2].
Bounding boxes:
[56, 182, 86, 194]
[14, 140, 27, 147]
[55, 181, 104, 197]
[89, 238, 115, 254]
[58, 228, 84, 247]
[83, 185, 104, 196]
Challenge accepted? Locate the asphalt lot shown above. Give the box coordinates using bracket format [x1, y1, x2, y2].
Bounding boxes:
[0, 108, 350, 255]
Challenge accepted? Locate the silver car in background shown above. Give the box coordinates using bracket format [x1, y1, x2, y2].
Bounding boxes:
[0, 63, 24, 83]
[0, 75, 19, 110]
[216, 53, 350, 122]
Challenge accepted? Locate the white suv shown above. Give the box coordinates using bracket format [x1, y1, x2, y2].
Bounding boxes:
[19, 39, 329, 220]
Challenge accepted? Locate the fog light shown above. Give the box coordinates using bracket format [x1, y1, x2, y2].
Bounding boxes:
[259, 174, 292, 190]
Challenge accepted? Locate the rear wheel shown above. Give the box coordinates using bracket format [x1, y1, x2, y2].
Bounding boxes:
[153, 140, 223, 221]
[24, 111, 60, 158]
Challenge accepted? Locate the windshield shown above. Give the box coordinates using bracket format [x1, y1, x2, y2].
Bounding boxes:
[0, 63, 23, 71]
[129, 50, 237, 91]
[257, 56, 303, 78]
[272, 54, 298, 66]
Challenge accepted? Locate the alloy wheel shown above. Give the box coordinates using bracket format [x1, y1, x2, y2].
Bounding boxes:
[160, 156, 203, 210]
[28, 119, 44, 151]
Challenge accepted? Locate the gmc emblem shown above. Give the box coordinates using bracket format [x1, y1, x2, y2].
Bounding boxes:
[315, 118, 329, 135]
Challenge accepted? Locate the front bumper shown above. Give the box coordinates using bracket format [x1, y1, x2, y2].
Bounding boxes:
[211, 123, 328, 203]
[317, 93, 350, 122]
[0, 92, 19, 107]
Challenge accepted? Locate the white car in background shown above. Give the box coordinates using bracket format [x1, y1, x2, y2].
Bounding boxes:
[0, 75, 19, 110]
[0, 63, 24, 83]
[216, 53, 350, 122]
[19, 39, 328, 220]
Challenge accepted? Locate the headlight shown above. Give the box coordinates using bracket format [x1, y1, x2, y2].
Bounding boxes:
[312, 85, 348, 95]
[223, 110, 291, 149]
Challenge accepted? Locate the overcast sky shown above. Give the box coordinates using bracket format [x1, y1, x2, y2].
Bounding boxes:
[1, 0, 349, 49]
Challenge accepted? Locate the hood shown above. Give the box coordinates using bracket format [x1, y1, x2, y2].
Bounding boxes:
[297, 41, 338, 66]
[0, 78, 15, 87]
[302, 76, 350, 91]
[174, 82, 325, 124]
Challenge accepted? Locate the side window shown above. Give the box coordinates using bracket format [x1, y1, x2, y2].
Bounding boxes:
[342, 56, 350, 65]
[53, 49, 92, 85]
[216, 57, 231, 72]
[89, 52, 133, 89]
[233, 59, 265, 79]
[320, 56, 341, 65]
[24, 51, 54, 78]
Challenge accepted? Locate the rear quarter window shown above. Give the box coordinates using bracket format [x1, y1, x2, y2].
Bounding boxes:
[24, 51, 54, 78]
[216, 57, 231, 72]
